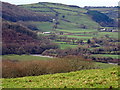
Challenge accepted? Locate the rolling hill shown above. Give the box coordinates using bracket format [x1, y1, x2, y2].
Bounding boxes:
[19, 2, 100, 32]
[19, 2, 116, 32]
[2, 2, 115, 32]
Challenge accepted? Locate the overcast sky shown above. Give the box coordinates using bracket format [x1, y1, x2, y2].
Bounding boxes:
[1, 0, 120, 7]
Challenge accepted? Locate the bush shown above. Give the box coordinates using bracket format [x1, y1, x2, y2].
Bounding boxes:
[2, 56, 96, 78]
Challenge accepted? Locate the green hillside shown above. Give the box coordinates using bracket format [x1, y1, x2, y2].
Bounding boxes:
[19, 2, 100, 32]
[2, 66, 119, 88]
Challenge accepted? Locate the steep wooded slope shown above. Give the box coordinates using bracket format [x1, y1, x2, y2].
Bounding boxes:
[1, 2, 59, 55]
[2, 20, 58, 55]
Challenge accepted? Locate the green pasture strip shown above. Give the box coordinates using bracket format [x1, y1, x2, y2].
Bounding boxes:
[54, 41, 78, 49]
[59, 35, 93, 39]
[29, 21, 53, 32]
[57, 29, 98, 33]
[91, 54, 119, 59]
[27, 7, 52, 12]
[55, 42, 66, 44]
[59, 44, 78, 49]
[54, 9, 78, 15]
[65, 15, 99, 29]
[2, 55, 52, 61]
[44, 3, 87, 13]
[97, 32, 118, 39]
[95, 62, 117, 69]
[19, 4, 46, 9]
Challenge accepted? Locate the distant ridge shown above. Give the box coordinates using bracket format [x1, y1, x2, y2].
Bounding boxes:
[20, 2, 116, 29]
[1, 2, 55, 22]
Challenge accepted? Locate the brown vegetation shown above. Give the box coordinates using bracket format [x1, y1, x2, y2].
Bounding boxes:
[2, 20, 59, 55]
[2, 2, 55, 22]
[2, 56, 96, 78]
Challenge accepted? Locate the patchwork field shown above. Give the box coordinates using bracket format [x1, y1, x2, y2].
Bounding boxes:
[56, 42, 78, 49]
[20, 2, 99, 32]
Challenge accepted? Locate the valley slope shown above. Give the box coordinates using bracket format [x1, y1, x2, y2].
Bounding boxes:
[1, 2, 58, 55]
[19, 2, 100, 32]
[20, 2, 116, 32]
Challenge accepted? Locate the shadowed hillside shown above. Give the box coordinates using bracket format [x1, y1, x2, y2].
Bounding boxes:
[87, 10, 116, 27]
[84, 6, 118, 20]
[1, 2, 55, 22]
[1, 2, 60, 55]
[2, 20, 58, 55]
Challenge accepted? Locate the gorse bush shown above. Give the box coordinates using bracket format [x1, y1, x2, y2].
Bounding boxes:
[2, 56, 96, 78]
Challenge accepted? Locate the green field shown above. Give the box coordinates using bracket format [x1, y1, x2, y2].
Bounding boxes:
[97, 32, 118, 39]
[41, 2, 87, 13]
[61, 35, 92, 39]
[95, 62, 117, 69]
[53, 41, 78, 49]
[56, 29, 98, 40]
[57, 29, 98, 33]
[91, 54, 119, 59]
[2, 66, 119, 88]
[54, 29, 118, 51]
[2, 55, 52, 61]
[59, 43, 78, 49]
[25, 21, 54, 32]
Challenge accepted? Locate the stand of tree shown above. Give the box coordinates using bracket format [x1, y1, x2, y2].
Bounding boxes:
[2, 20, 59, 55]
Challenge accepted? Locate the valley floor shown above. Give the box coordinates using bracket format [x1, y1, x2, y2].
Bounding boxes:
[2, 66, 119, 88]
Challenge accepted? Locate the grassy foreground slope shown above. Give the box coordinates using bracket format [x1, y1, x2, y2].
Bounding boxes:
[2, 67, 119, 88]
